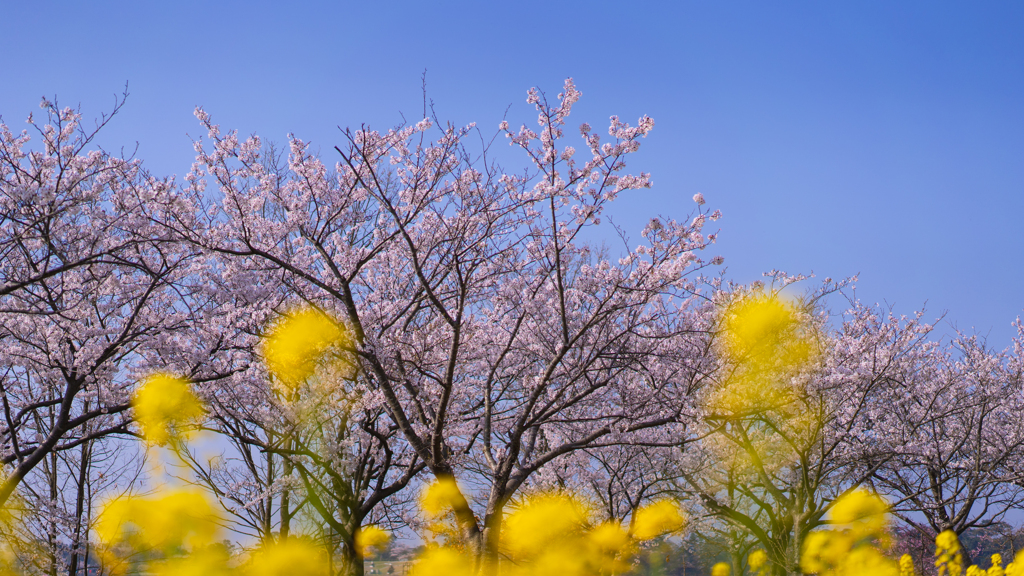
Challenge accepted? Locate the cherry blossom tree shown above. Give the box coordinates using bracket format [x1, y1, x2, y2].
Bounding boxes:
[0, 96, 203, 509]
[865, 331, 1024, 566]
[5, 433, 146, 576]
[183, 351, 425, 575]
[678, 278, 938, 576]
[143, 78, 721, 571]
[157, 147, 427, 572]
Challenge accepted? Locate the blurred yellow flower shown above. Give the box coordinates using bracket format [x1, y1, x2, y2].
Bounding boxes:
[899, 553, 915, 576]
[420, 477, 465, 517]
[152, 546, 232, 576]
[356, 525, 391, 558]
[527, 545, 590, 576]
[990, 553, 1006, 576]
[748, 549, 769, 576]
[830, 489, 889, 539]
[802, 489, 897, 576]
[0, 542, 16, 576]
[245, 539, 329, 576]
[845, 546, 899, 576]
[588, 521, 631, 553]
[1004, 549, 1024, 576]
[719, 294, 812, 371]
[408, 547, 475, 576]
[587, 522, 635, 574]
[132, 374, 205, 446]
[502, 493, 589, 558]
[262, 307, 349, 388]
[96, 488, 222, 553]
[802, 531, 854, 575]
[711, 562, 731, 576]
[0, 560, 16, 576]
[710, 293, 818, 418]
[630, 499, 686, 541]
[936, 530, 963, 576]
[410, 491, 691, 576]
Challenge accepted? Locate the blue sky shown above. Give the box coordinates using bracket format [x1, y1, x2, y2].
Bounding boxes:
[3, 1, 1022, 347]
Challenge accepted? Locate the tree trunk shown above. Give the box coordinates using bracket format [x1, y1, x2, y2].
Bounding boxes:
[281, 434, 294, 540]
[339, 535, 365, 576]
[956, 531, 973, 569]
[68, 438, 91, 576]
[479, 506, 505, 576]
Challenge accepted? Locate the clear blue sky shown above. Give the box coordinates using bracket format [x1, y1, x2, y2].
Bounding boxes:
[3, 1, 1022, 347]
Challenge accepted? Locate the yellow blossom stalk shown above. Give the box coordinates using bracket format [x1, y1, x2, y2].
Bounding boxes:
[710, 292, 818, 420]
[899, 554, 915, 576]
[420, 477, 465, 517]
[589, 521, 632, 553]
[748, 549, 770, 576]
[132, 374, 205, 446]
[408, 547, 475, 576]
[245, 539, 329, 576]
[630, 499, 686, 541]
[153, 546, 232, 576]
[1005, 549, 1024, 576]
[502, 493, 590, 559]
[96, 489, 222, 551]
[262, 307, 350, 388]
[588, 521, 635, 574]
[801, 488, 898, 576]
[0, 548, 17, 576]
[990, 553, 1006, 576]
[356, 525, 391, 558]
[936, 530, 964, 576]
[95, 488, 224, 576]
[410, 490, 684, 576]
[830, 488, 889, 540]
[719, 294, 813, 371]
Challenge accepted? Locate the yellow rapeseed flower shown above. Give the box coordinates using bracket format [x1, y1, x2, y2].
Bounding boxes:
[587, 522, 635, 574]
[502, 493, 589, 558]
[132, 374, 205, 446]
[410, 490, 684, 576]
[262, 307, 349, 388]
[936, 530, 964, 576]
[845, 546, 899, 576]
[0, 489, 24, 576]
[245, 539, 329, 576]
[830, 489, 889, 540]
[802, 531, 853, 575]
[0, 549, 16, 576]
[96, 488, 222, 553]
[527, 545, 590, 576]
[1004, 549, 1024, 576]
[719, 294, 812, 371]
[152, 546, 232, 576]
[630, 499, 686, 541]
[990, 553, 1006, 576]
[420, 477, 465, 517]
[802, 489, 897, 576]
[408, 547, 475, 576]
[748, 549, 769, 576]
[899, 554, 916, 576]
[711, 562, 731, 576]
[356, 525, 391, 558]
[711, 293, 817, 417]
[588, 521, 631, 553]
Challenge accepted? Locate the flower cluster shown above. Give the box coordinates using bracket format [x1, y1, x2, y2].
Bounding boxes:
[132, 374, 205, 446]
[411, 480, 685, 576]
